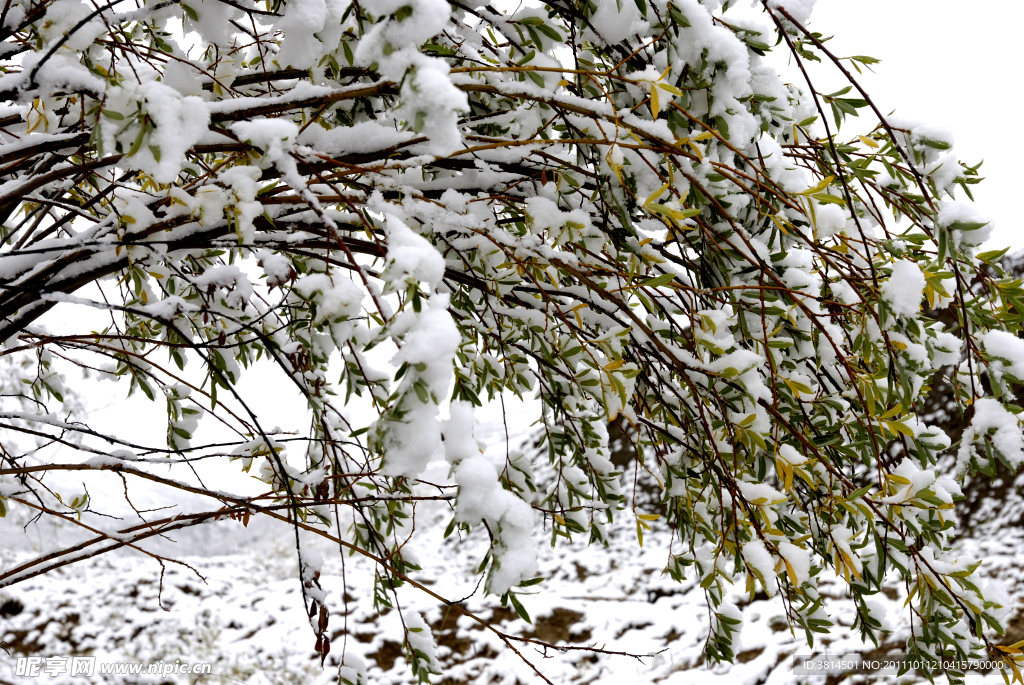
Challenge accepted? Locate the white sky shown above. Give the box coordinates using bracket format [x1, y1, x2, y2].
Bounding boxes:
[810, 0, 1024, 251]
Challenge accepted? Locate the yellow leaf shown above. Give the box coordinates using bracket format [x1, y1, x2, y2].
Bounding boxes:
[686, 139, 703, 160]
[604, 359, 624, 370]
[658, 82, 683, 96]
[783, 378, 813, 396]
[770, 214, 792, 234]
[645, 182, 670, 206]
[797, 175, 835, 196]
[837, 549, 862, 580]
[637, 513, 660, 521]
[783, 559, 798, 586]
[777, 458, 794, 491]
[693, 131, 716, 141]
[858, 135, 879, 148]
[886, 420, 915, 437]
[879, 403, 903, 419]
[649, 85, 660, 119]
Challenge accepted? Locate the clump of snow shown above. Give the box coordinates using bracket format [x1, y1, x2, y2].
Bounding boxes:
[443, 401, 482, 464]
[777, 444, 804, 466]
[337, 654, 369, 685]
[738, 481, 786, 505]
[958, 398, 1024, 474]
[274, 0, 347, 70]
[929, 328, 962, 367]
[383, 214, 445, 291]
[404, 611, 442, 675]
[742, 539, 778, 595]
[293, 274, 364, 325]
[444, 401, 537, 596]
[982, 330, 1024, 390]
[231, 118, 300, 167]
[587, 0, 641, 45]
[134, 82, 210, 184]
[937, 201, 993, 249]
[830, 279, 860, 306]
[880, 260, 924, 318]
[353, 0, 468, 154]
[767, 0, 817, 25]
[217, 166, 263, 244]
[878, 458, 960, 505]
[256, 249, 295, 289]
[298, 121, 416, 156]
[524, 196, 596, 247]
[193, 265, 254, 310]
[777, 541, 810, 585]
[141, 295, 194, 322]
[865, 599, 892, 632]
[378, 295, 459, 479]
[814, 204, 847, 240]
[300, 548, 327, 603]
[95, 81, 209, 185]
[182, 0, 242, 45]
[937, 198, 991, 246]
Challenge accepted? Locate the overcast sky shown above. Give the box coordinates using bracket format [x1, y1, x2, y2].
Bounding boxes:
[810, 0, 1022, 251]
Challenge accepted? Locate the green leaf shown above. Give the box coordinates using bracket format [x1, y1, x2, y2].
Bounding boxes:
[639, 273, 675, 288]
[516, 50, 535, 66]
[948, 220, 989, 232]
[847, 484, 873, 501]
[508, 592, 532, 624]
[920, 138, 951, 150]
[977, 247, 1010, 263]
[127, 124, 147, 157]
[812, 192, 847, 206]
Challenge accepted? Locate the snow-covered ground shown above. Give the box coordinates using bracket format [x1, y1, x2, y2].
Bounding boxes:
[3, 453, 1024, 685]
